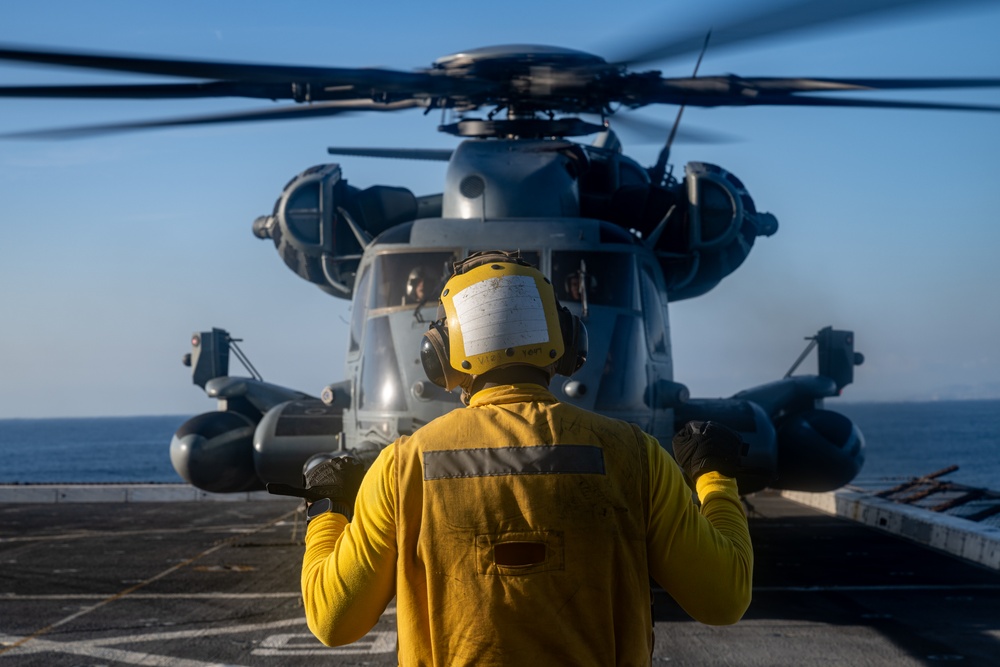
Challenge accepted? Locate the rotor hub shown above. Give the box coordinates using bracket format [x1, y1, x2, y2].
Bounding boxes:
[438, 117, 607, 139]
[432, 45, 608, 73]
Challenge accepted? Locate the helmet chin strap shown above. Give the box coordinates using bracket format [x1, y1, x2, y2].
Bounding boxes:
[460, 364, 554, 404]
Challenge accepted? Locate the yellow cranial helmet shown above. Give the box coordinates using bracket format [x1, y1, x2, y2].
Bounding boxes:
[420, 251, 586, 391]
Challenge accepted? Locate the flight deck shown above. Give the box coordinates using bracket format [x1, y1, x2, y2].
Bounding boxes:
[1, 488, 998, 666]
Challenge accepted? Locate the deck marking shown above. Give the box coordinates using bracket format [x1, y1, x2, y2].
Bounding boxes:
[0, 632, 246, 667]
[87, 617, 307, 646]
[0, 508, 297, 657]
[0, 609, 400, 662]
[0, 523, 288, 544]
[1, 592, 301, 600]
[253, 631, 396, 656]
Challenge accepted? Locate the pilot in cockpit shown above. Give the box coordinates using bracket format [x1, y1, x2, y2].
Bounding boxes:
[561, 265, 598, 305]
[402, 266, 429, 306]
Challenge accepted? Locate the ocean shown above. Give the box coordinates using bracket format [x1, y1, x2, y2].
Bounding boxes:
[0, 415, 188, 484]
[0, 401, 998, 489]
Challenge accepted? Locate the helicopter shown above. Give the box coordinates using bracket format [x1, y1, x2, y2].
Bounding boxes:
[2, 0, 998, 495]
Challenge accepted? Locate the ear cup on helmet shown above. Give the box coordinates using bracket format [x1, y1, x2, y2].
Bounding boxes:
[420, 320, 464, 390]
[554, 306, 588, 376]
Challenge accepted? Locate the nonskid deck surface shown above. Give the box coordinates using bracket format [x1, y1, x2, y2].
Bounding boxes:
[1, 492, 998, 666]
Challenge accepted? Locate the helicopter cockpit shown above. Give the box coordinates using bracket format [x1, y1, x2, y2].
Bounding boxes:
[367, 252, 456, 310]
[339, 231, 678, 458]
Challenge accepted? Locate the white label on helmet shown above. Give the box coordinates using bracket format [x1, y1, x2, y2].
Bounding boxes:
[454, 275, 549, 357]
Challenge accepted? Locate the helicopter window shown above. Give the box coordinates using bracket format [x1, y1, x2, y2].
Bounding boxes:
[594, 315, 647, 412]
[349, 265, 372, 355]
[551, 251, 634, 307]
[358, 316, 407, 412]
[639, 263, 669, 359]
[370, 252, 455, 309]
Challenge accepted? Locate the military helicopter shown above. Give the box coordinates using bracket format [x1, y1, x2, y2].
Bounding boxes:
[2, 0, 998, 495]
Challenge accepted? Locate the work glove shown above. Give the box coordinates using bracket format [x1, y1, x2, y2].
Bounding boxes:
[671, 420, 748, 481]
[301, 453, 366, 505]
[265, 452, 367, 505]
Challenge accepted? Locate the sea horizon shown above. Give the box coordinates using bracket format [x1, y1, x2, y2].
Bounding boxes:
[1, 399, 997, 489]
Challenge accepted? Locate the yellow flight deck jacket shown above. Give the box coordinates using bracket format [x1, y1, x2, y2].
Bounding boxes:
[302, 384, 753, 666]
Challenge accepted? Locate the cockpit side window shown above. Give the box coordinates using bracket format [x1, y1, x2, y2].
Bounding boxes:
[639, 263, 669, 359]
[370, 252, 456, 309]
[349, 265, 371, 355]
[551, 251, 634, 308]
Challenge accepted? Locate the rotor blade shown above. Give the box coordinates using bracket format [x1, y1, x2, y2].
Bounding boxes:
[0, 81, 299, 100]
[739, 76, 1000, 93]
[327, 147, 454, 161]
[0, 44, 444, 92]
[604, 112, 736, 145]
[0, 99, 425, 140]
[631, 75, 1000, 109]
[656, 75, 1000, 96]
[609, 0, 997, 68]
[706, 95, 1000, 113]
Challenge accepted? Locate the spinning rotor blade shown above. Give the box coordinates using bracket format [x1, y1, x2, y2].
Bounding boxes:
[638, 75, 1000, 112]
[654, 75, 1000, 97]
[720, 96, 1000, 113]
[733, 76, 1000, 93]
[1, 0, 997, 140]
[0, 99, 425, 139]
[601, 112, 736, 145]
[0, 81, 299, 100]
[610, 0, 996, 68]
[327, 147, 454, 161]
[631, 75, 1000, 110]
[0, 44, 443, 93]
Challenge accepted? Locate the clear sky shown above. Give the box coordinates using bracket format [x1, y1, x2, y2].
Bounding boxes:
[1, 0, 998, 418]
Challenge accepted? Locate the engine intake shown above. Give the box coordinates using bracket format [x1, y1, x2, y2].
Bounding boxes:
[652, 162, 778, 302]
[255, 164, 433, 298]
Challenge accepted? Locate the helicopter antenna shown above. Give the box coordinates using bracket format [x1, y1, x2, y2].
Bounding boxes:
[649, 30, 712, 187]
[226, 334, 263, 381]
[784, 334, 819, 378]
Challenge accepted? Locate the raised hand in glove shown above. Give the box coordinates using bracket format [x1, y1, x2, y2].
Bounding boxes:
[672, 421, 748, 481]
[302, 453, 366, 506]
[265, 453, 366, 520]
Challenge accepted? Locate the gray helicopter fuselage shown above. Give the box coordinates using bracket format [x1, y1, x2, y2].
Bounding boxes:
[173, 133, 863, 496]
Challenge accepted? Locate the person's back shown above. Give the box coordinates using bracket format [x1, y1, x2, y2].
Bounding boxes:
[394, 384, 654, 665]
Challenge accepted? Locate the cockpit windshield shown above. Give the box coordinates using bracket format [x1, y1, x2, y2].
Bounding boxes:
[551, 251, 634, 308]
[369, 251, 456, 309]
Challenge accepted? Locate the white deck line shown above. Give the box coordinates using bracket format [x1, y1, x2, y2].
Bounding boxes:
[782, 488, 1000, 570]
[0, 484, 288, 503]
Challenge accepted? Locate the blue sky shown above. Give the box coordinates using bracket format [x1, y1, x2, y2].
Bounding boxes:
[1, 0, 999, 418]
